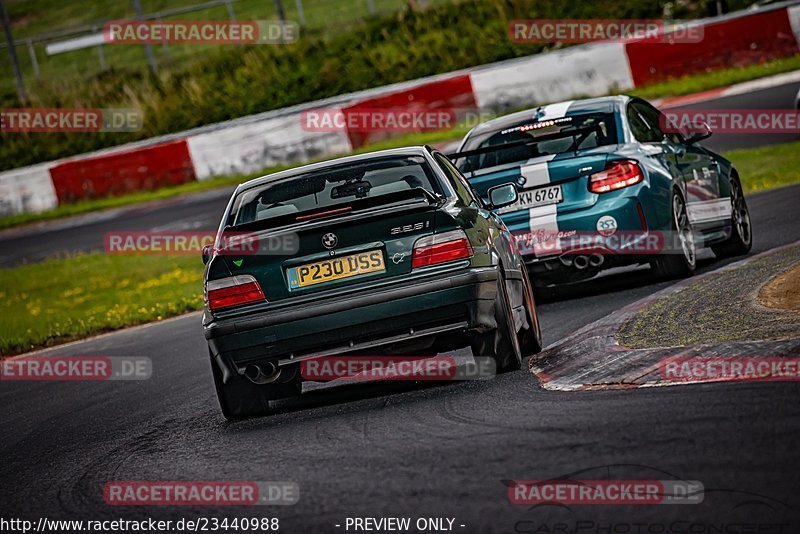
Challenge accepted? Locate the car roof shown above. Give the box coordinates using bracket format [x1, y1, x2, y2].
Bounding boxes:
[465, 95, 631, 138]
[235, 146, 434, 194]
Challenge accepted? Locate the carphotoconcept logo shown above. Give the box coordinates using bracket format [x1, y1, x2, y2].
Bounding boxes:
[1, 109, 142, 132]
[103, 20, 298, 45]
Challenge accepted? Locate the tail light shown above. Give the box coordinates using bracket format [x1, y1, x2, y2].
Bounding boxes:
[206, 275, 265, 311]
[588, 160, 643, 194]
[412, 230, 473, 268]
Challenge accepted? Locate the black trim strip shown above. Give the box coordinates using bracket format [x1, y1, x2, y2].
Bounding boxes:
[205, 268, 498, 339]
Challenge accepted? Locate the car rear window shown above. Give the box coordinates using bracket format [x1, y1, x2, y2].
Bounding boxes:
[455, 113, 619, 173]
[227, 155, 443, 228]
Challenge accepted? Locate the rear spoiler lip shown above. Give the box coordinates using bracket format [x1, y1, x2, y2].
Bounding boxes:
[445, 125, 601, 161]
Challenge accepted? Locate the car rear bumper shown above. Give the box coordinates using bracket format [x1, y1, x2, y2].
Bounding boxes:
[205, 267, 502, 379]
[504, 193, 654, 273]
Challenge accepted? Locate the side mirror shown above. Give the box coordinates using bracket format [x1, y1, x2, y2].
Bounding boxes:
[487, 183, 518, 210]
[202, 244, 213, 265]
[684, 120, 712, 144]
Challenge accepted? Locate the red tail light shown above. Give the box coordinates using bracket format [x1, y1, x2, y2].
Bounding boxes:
[206, 275, 265, 311]
[412, 230, 473, 268]
[588, 160, 643, 194]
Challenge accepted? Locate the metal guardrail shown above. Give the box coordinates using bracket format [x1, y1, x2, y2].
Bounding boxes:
[0, 0, 238, 49]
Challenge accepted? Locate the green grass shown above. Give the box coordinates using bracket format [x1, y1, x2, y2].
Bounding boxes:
[630, 55, 800, 100]
[0, 253, 203, 355]
[727, 139, 800, 194]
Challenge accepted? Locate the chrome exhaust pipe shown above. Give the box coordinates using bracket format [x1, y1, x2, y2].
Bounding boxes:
[589, 254, 605, 267]
[573, 255, 590, 270]
[244, 362, 281, 384]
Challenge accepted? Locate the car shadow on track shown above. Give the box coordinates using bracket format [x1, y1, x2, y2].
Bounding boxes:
[217, 374, 496, 428]
[534, 256, 720, 304]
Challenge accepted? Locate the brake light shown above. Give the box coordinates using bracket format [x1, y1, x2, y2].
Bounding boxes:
[206, 275, 265, 311]
[588, 160, 643, 194]
[412, 230, 473, 268]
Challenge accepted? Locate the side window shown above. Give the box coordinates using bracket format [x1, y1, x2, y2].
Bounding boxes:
[627, 102, 665, 143]
[434, 153, 478, 206]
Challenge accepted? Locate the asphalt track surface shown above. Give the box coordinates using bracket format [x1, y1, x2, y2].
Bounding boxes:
[1, 79, 798, 268]
[2, 84, 800, 532]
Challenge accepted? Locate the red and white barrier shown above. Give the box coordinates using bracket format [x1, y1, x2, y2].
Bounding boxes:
[1, 3, 798, 217]
[187, 111, 353, 181]
[469, 41, 634, 111]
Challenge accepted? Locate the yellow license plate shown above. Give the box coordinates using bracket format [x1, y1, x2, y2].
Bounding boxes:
[293, 250, 385, 288]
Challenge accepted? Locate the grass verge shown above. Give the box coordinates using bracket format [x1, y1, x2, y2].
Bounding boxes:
[726, 139, 800, 194]
[629, 55, 800, 100]
[617, 246, 800, 349]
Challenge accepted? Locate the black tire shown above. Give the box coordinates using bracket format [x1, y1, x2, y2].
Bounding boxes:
[209, 351, 300, 420]
[711, 174, 752, 258]
[519, 268, 543, 357]
[651, 189, 696, 280]
[470, 270, 523, 373]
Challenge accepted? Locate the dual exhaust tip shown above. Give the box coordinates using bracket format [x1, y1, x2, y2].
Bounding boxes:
[563, 254, 605, 270]
[244, 362, 281, 384]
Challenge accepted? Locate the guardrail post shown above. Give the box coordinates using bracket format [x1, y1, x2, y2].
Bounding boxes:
[294, 0, 306, 27]
[93, 27, 107, 70]
[131, 0, 158, 74]
[155, 17, 169, 59]
[27, 39, 40, 78]
[225, 0, 236, 21]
